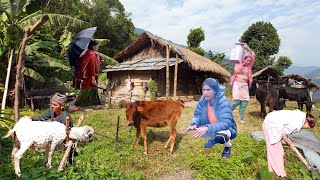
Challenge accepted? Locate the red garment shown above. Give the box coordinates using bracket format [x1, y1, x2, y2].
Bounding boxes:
[80, 49, 100, 89]
[230, 51, 255, 87]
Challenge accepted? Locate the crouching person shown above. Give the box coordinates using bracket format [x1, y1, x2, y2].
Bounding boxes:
[262, 110, 316, 178]
[32, 93, 77, 164]
[185, 78, 237, 158]
[33, 92, 73, 127]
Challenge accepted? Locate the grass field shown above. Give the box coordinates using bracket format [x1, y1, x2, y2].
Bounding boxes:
[0, 97, 320, 179]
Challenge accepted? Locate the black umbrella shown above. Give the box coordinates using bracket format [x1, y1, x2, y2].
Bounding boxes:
[68, 27, 97, 67]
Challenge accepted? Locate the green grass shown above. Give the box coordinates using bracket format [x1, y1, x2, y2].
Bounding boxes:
[0, 97, 320, 179]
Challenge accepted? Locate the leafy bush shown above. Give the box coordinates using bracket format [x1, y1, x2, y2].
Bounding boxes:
[113, 99, 125, 109]
[98, 73, 107, 85]
[148, 79, 157, 100]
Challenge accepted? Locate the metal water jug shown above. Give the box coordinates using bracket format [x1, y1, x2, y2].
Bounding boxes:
[230, 42, 244, 63]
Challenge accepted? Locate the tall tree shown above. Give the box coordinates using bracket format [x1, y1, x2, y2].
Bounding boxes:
[187, 27, 205, 56]
[273, 56, 292, 76]
[187, 27, 205, 47]
[0, 0, 85, 120]
[240, 21, 281, 72]
[47, 0, 137, 57]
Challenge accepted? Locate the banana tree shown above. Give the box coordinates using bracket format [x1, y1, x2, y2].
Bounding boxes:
[24, 40, 70, 83]
[0, 0, 86, 121]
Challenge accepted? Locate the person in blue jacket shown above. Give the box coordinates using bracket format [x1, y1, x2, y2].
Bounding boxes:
[185, 78, 237, 158]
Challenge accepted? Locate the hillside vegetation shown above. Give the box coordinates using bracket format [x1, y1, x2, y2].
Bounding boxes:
[0, 98, 320, 179]
[305, 68, 320, 85]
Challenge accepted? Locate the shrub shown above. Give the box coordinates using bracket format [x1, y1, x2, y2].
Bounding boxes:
[98, 73, 107, 85]
[148, 79, 157, 100]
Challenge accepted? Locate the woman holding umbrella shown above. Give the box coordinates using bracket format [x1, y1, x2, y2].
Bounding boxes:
[71, 39, 103, 111]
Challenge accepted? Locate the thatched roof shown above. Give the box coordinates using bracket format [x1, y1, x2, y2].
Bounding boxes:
[252, 66, 279, 78]
[282, 74, 320, 90]
[113, 33, 231, 78]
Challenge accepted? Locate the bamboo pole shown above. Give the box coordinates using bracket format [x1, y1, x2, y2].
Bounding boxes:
[108, 89, 112, 108]
[1, 48, 14, 118]
[173, 53, 179, 100]
[65, 117, 70, 142]
[58, 115, 84, 171]
[286, 136, 313, 171]
[166, 44, 170, 99]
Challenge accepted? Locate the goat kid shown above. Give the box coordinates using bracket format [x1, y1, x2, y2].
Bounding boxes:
[3, 116, 94, 177]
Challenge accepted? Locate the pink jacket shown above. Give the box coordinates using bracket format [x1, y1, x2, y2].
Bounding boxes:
[230, 51, 256, 87]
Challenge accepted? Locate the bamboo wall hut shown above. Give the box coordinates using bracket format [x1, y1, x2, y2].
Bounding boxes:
[103, 33, 231, 101]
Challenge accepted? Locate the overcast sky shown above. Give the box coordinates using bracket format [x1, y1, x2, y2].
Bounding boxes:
[119, 0, 320, 67]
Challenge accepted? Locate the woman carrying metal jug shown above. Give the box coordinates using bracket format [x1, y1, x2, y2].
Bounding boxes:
[230, 42, 256, 124]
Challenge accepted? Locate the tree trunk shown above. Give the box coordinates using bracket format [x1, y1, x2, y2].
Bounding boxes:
[14, 30, 30, 121]
[14, 15, 49, 122]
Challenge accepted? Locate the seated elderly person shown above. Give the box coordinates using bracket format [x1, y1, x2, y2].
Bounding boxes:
[33, 93, 73, 127]
[32, 93, 76, 164]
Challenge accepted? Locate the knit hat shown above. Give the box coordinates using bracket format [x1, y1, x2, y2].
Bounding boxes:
[51, 93, 67, 105]
[202, 78, 220, 92]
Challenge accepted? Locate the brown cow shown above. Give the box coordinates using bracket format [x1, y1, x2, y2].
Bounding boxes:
[124, 100, 184, 154]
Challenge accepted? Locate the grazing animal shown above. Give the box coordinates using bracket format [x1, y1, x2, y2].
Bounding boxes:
[3, 116, 94, 177]
[124, 100, 184, 154]
[255, 83, 285, 117]
[278, 86, 313, 112]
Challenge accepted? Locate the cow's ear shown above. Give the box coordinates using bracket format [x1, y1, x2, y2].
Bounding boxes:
[137, 106, 144, 112]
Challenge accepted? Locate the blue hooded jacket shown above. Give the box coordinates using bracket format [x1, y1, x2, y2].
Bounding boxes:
[190, 78, 237, 139]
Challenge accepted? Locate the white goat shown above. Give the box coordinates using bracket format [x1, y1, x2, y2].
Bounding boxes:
[3, 116, 94, 177]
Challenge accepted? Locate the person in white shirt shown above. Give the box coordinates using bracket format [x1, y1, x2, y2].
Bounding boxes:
[262, 110, 316, 177]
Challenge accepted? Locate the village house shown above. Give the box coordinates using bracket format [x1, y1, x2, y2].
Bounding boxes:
[103, 33, 231, 102]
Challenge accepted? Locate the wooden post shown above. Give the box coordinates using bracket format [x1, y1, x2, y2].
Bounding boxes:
[76, 114, 85, 127]
[65, 116, 70, 142]
[129, 91, 132, 102]
[166, 44, 170, 99]
[115, 116, 120, 151]
[58, 115, 84, 171]
[173, 53, 179, 100]
[108, 90, 112, 108]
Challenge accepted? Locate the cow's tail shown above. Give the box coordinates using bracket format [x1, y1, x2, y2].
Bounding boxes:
[3, 129, 15, 139]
